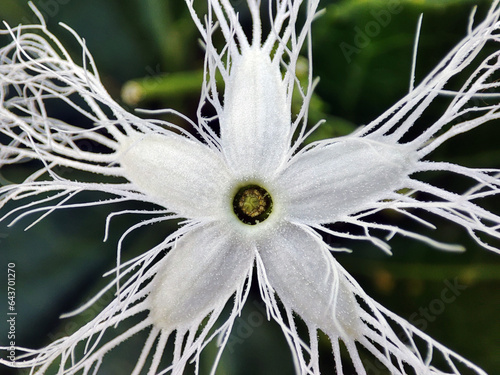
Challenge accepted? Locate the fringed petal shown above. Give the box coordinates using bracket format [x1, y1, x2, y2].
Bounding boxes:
[185, 0, 321, 178]
[277, 138, 416, 224]
[119, 132, 232, 220]
[148, 222, 255, 332]
[220, 46, 291, 178]
[256, 223, 488, 375]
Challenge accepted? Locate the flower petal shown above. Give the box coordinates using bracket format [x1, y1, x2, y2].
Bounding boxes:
[257, 222, 361, 337]
[148, 222, 255, 331]
[277, 138, 416, 224]
[220, 47, 291, 178]
[256, 223, 489, 375]
[119, 132, 232, 219]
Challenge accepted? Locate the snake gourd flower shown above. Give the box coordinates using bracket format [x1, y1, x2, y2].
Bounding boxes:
[1, 0, 499, 374]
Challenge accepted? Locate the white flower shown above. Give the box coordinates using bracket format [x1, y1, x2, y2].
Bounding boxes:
[1, 0, 499, 374]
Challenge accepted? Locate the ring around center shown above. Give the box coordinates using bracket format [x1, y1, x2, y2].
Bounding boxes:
[233, 185, 273, 225]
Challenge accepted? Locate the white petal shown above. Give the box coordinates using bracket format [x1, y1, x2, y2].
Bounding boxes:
[278, 138, 416, 224]
[257, 222, 361, 337]
[148, 222, 255, 331]
[119, 132, 232, 219]
[257, 224, 489, 375]
[220, 47, 291, 178]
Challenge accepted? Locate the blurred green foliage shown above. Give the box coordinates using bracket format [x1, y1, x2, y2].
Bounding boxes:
[0, 0, 499, 374]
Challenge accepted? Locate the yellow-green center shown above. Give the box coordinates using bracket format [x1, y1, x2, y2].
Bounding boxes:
[233, 185, 273, 225]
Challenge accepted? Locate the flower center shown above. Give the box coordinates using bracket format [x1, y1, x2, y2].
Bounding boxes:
[233, 185, 273, 225]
